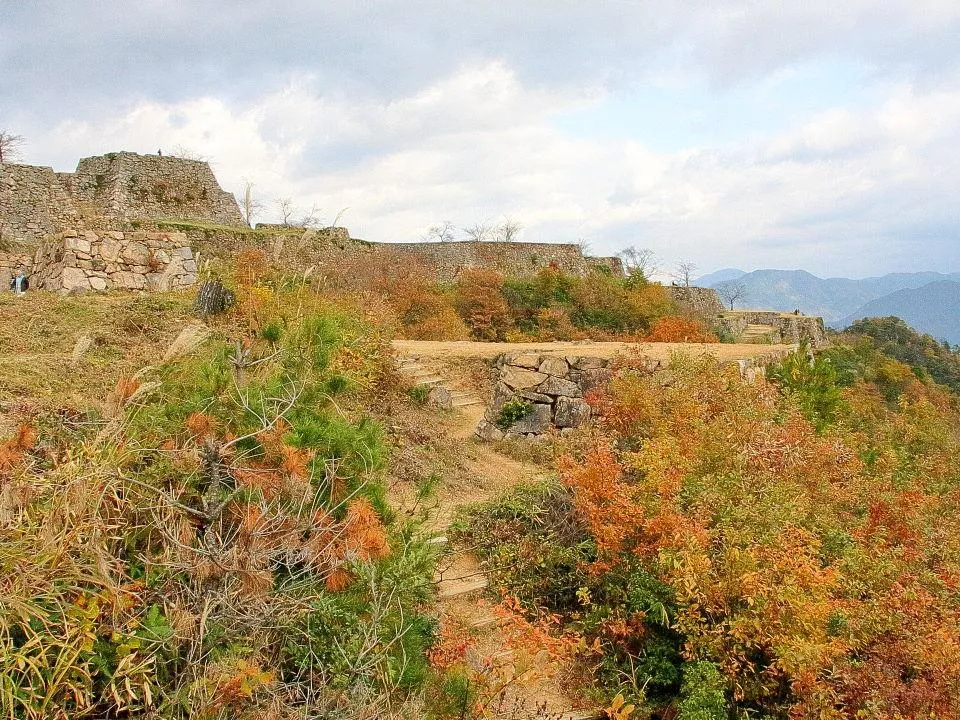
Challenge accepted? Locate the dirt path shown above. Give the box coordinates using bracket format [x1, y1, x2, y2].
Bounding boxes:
[393, 350, 601, 719]
[394, 338, 795, 362]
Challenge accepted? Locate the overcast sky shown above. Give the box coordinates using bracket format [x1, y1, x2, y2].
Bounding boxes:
[3, 1, 959, 277]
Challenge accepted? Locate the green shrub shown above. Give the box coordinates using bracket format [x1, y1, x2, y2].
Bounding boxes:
[495, 397, 534, 429]
[677, 662, 728, 720]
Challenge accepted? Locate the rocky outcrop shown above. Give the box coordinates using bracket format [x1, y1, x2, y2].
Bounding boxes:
[32, 229, 197, 292]
[475, 353, 612, 439]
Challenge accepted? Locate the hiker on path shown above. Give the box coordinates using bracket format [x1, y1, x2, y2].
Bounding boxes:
[10, 268, 28, 295]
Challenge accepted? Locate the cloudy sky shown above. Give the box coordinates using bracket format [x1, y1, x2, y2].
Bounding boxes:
[3, 1, 959, 278]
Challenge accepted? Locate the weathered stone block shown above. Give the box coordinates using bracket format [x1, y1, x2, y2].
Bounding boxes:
[501, 366, 547, 390]
[538, 356, 570, 376]
[519, 390, 553, 403]
[509, 353, 541, 369]
[100, 233, 122, 263]
[89, 276, 108, 291]
[505, 403, 552, 434]
[112, 271, 147, 289]
[554, 396, 591, 428]
[64, 236, 91, 254]
[537, 376, 582, 397]
[61, 266, 90, 290]
[121, 241, 151, 264]
[428, 386, 453, 410]
[475, 420, 504, 442]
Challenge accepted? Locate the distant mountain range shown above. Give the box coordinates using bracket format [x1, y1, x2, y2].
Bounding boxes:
[696, 269, 960, 344]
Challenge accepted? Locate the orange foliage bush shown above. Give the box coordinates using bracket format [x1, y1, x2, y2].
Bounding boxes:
[565, 353, 960, 717]
[643, 315, 718, 343]
[454, 269, 513, 340]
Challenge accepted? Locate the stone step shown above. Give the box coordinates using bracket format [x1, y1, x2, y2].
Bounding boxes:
[436, 576, 489, 600]
[452, 398, 483, 408]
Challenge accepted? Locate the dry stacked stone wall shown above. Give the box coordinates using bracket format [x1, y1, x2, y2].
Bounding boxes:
[0, 163, 81, 243]
[666, 286, 726, 317]
[377, 241, 623, 282]
[32, 230, 197, 292]
[475, 352, 614, 440]
[68, 152, 245, 227]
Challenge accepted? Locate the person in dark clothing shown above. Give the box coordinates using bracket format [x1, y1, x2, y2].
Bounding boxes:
[10, 268, 28, 295]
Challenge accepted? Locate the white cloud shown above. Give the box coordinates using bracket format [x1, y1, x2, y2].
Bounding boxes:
[19, 49, 960, 279]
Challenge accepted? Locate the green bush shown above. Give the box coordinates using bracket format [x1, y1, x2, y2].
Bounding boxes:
[496, 397, 534, 429]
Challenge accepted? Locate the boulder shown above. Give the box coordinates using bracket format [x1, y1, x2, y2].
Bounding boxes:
[474, 420, 504, 443]
[577, 368, 613, 392]
[505, 403, 552, 434]
[88, 276, 108, 291]
[509, 353, 541, 369]
[121, 241, 151, 265]
[428, 386, 453, 410]
[501, 366, 547, 390]
[537, 375, 582, 398]
[554, 396, 592, 428]
[60, 266, 89, 290]
[486, 382, 514, 421]
[538, 356, 570, 376]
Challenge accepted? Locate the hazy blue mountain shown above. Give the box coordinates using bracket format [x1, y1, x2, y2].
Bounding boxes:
[836, 281, 960, 345]
[701, 269, 960, 322]
[695, 268, 746, 286]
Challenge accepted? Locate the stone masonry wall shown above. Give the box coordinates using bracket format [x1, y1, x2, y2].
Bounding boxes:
[33, 229, 197, 292]
[475, 353, 613, 440]
[376, 241, 623, 282]
[0, 163, 81, 243]
[68, 152, 245, 227]
[722, 310, 827, 347]
[666, 286, 726, 317]
[475, 346, 799, 440]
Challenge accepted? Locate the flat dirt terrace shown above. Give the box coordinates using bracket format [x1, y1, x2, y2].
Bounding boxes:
[393, 339, 796, 362]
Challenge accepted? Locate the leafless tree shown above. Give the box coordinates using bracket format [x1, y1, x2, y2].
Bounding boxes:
[674, 261, 697, 288]
[462, 222, 493, 242]
[235, 181, 262, 227]
[493, 218, 523, 243]
[617, 246, 659, 280]
[276, 197, 296, 226]
[170, 144, 209, 162]
[298, 202, 323, 228]
[0, 131, 25, 163]
[716, 279, 749, 310]
[422, 220, 456, 243]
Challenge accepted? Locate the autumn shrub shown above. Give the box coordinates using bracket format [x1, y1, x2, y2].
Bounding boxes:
[453, 269, 513, 340]
[563, 352, 960, 717]
[0, 284, 438, 719]
[463, 349, 960, 717]
[643, 315, 718, 343]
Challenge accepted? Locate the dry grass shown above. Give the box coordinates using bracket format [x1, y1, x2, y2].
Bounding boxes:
[0, 291, 235, 407]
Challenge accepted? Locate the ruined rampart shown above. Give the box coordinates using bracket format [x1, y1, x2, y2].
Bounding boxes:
[0, 152, 244, 245]
[32, 229, 197, 292]
[375, 241, 623, 281]
[0, 163, 81, 243]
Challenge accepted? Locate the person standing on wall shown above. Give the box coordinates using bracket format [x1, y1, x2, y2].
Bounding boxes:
[10, 268, 28, 295]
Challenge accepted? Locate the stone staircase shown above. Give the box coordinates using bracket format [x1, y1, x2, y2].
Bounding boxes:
[397, 355, 485, 411]
[739, 323, 778, 343]
[396, 354, 600, 718]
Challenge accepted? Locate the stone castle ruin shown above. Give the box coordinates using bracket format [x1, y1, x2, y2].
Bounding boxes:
[0, 148, 824, 345]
